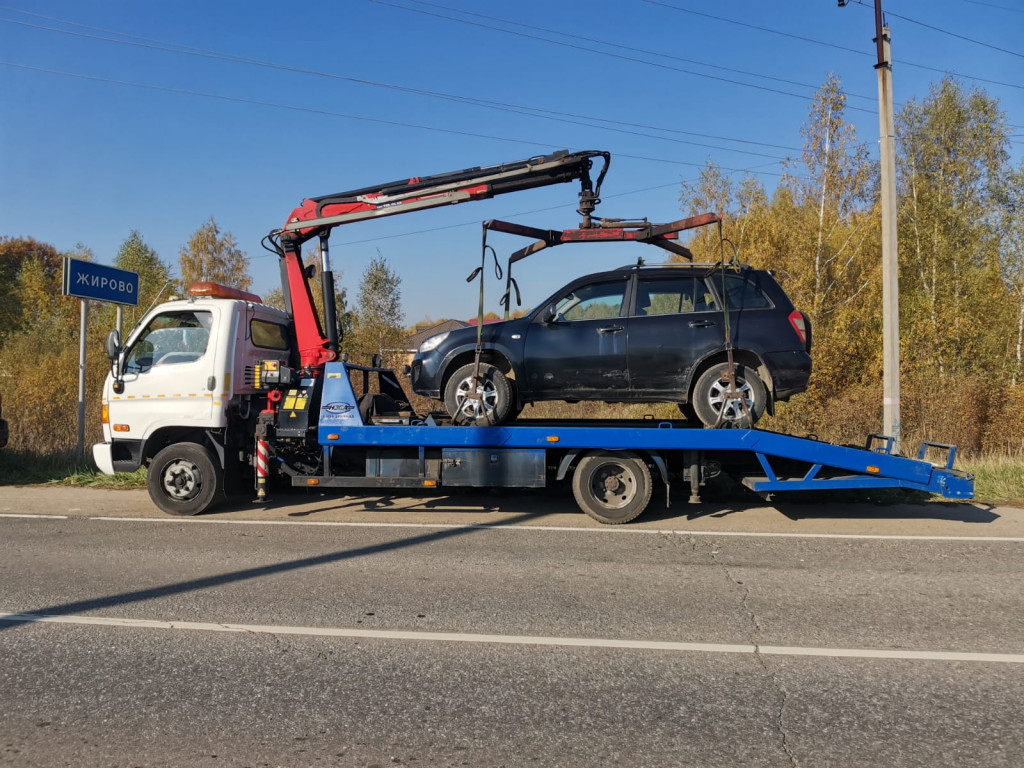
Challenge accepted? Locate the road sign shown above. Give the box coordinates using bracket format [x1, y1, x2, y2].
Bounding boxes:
[62, 258, 139, 306]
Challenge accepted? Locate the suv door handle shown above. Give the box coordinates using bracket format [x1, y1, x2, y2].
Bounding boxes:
[688, 319, 716, 328]
[597, 325, 624, 334]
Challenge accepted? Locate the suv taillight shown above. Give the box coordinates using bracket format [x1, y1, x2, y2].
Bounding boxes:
[788, 310, 809, 348]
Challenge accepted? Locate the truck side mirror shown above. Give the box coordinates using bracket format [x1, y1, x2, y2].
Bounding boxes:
[105, 330, 121, 361]
[106, 330, 125, 394]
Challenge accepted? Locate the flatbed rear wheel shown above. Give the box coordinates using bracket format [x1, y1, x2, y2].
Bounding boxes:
[572, 450, 652, 525]
[147, 442, 223, 516]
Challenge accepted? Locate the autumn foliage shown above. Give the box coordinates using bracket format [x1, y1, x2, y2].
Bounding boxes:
[1, 76, 1023, 460]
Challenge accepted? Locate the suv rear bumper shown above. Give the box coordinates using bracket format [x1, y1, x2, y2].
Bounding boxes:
[763, 350, 812, 400]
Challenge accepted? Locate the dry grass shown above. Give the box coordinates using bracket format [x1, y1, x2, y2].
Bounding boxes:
[957, 455, 1024, 507]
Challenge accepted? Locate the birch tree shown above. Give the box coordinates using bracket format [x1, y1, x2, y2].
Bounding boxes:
[178, 217, 251, 291]
[349, 254, 405, 367]
[114, 230, 173, 329]
[896, 77, 1011, 378]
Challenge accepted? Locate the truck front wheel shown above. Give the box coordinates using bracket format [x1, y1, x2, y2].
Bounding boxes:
[572, 450, 652, 525]
[147, 442, 223, 516]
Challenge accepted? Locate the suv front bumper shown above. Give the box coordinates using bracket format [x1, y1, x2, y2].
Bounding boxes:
[410, 357, 442, 399]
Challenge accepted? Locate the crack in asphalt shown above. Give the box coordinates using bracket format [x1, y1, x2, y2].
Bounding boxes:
[699, 535, 799, 768]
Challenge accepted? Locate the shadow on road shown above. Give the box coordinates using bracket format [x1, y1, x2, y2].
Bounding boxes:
[773, 501, 998, 524]
[210, 483, 999, 527]
[0, 509, 553, 632]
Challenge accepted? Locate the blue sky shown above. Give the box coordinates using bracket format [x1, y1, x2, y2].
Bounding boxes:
[1, 0, 1021, 326]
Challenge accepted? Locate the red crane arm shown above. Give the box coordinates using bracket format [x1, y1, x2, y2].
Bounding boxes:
[270, 150, 610, 369]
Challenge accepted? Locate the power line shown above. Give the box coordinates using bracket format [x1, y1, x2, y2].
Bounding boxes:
[959, 0, 1024, 11]
[884, 10, 1024, 60]
[0, 13, 801, 158]
[1, 61, 797, 180]
[369, 0, 880, 115]
[395, 0, 879, 106]
[0, 61, 550, 149]
[643, 0, 869, 55]
[643, 0, 1024, 93]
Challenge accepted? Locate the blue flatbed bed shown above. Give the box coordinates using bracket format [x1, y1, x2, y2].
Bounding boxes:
[277, 363, 975, 524]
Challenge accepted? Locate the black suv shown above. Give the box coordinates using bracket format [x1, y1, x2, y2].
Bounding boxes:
[410, 263, 811, 427]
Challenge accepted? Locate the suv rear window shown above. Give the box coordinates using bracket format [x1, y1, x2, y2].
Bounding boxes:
[720, 274, 772, 309]
[636, 277, 717, 315]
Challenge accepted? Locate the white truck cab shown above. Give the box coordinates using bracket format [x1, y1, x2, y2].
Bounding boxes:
[93, 283, 291, 477]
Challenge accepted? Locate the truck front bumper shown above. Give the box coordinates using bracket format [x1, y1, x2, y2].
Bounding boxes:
[92, 443, 115, 475]
[92, 439, 144, 475]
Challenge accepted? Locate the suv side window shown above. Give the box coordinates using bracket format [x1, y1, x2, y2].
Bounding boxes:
[721, 274, 772, 309]
[555, 280, 627, 321]
[636, 276, 716, 315]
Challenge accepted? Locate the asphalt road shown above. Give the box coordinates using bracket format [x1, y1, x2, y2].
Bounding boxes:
[1, 485, 1023, 767]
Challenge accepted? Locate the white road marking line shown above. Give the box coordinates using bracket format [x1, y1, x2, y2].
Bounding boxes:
[82, 516, 1024, 542]
[2, 611, 1021, 664]
[0, 514, 69, 519]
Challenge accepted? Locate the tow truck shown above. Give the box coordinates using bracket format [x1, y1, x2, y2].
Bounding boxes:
[93, 149, 973, 523]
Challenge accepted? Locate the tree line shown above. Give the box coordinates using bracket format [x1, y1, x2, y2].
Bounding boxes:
[679, 75, 1024, 455]
[1, 74, 1021, 458]
[0, 220, 406, 455]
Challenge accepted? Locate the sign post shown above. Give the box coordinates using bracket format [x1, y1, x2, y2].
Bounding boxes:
[62, 258, 140, 455]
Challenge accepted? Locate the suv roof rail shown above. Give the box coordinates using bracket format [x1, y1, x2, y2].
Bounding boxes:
[618, 261, 749, 271]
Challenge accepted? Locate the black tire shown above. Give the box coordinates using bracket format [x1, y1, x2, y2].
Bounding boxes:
[147, 442, 223, 516]
[691, 363, 767, 429]
[572, 450, 652, 525]
[677, 402, 698, 422]
[444, 363, 513, 426]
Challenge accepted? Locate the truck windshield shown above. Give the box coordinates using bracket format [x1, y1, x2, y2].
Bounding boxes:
[125, 311, 213, 372]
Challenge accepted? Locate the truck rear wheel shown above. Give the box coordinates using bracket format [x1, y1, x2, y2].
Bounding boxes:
[572, 450, 652, 525]
[147, 442, 223, 516]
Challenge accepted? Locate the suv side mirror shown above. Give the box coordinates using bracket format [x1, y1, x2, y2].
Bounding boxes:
[541, 303, 559, 324]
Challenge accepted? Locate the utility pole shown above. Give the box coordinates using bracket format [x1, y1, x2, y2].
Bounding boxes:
[840, 0, 901, 451]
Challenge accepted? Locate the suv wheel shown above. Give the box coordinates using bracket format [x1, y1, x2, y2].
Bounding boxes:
[444, 363, 513, 426]
[692, 364, 766, 429]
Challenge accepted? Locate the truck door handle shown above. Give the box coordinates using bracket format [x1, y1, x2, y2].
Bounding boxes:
[688, 320, 716, 328]
[597, 325, 624, 334]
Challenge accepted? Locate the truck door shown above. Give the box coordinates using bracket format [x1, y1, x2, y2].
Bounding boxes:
[116, 309, 219, 426]
[522, 278, 629, 398]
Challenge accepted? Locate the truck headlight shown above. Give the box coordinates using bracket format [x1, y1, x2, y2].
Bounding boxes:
[418, 332, 449, 353]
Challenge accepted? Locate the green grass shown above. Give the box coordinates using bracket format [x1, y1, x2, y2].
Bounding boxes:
[958, 455, 1024, 506]
[0, 450, 146, 489]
